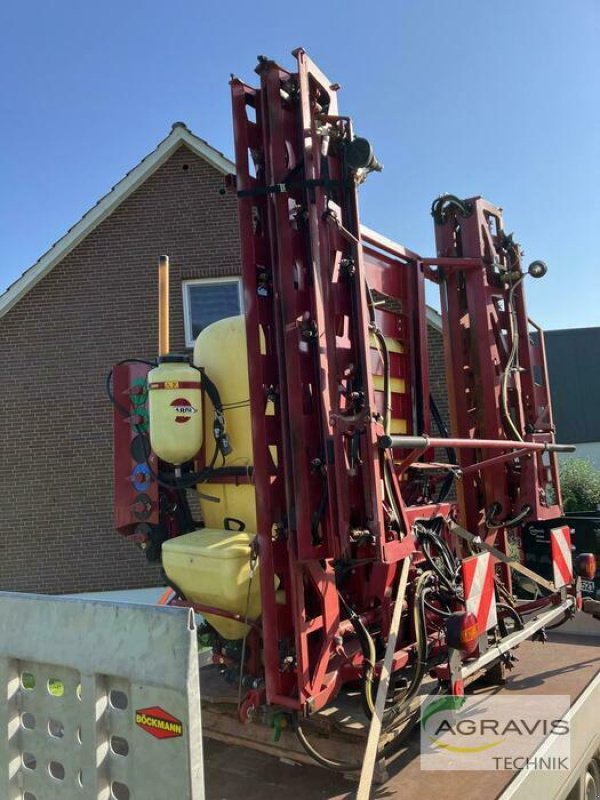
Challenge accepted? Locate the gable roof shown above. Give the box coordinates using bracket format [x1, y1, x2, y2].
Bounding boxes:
[0, 122, 235, 319]
[0, 123, 442, 332]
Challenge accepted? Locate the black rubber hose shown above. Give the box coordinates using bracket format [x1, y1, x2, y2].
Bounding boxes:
[159, 569, 187, 601]
[295, 722, 363, 772]
[105, 359, 156, 418]
[429, 394, 457, 503]
[431, 195, 474, 225]
[297, 573, 438, 771]
[416, 525, 461, 592]
[362, 571, 433, 727]
[496, 602, 524, 637]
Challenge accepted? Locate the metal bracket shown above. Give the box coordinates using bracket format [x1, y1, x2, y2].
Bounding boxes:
[449, 521, 557, 593]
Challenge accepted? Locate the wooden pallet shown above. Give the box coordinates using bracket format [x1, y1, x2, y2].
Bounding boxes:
[198, 662, 431, 781]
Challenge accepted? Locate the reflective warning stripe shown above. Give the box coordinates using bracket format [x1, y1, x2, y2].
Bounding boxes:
[550, 526, 573, 588]
[463, 553, 497, 634]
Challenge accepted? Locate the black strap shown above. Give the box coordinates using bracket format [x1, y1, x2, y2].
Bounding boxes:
[200, 369, 224, 413]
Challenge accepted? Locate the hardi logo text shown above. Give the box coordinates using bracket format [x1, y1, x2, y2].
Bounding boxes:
[170, 397, 197, 423]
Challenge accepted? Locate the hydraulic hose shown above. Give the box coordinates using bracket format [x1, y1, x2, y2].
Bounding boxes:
[431, 195, 474, 225]
[485, 502, 532, 530]
[500, 277, 524, 442]
[416, 522, 461, 593]
[430, 394, 457, 503]
[295, 722, 363, 772]
[371, 326, 391, 436]
[361, 570, 434, 727]
[496, 602, 524, 638]
[297, 570, 440, 771]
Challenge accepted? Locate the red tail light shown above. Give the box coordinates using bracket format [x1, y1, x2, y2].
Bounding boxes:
[575, 553, 597, 580]
[446, 611, 479, 656]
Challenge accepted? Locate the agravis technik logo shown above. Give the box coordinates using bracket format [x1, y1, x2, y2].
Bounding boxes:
[420, 693, 570, 771]
[422, 696, 505, 754]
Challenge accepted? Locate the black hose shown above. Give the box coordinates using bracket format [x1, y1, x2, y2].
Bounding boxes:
[496, 602, 524, 637]
[159, 569, 187, 601]
[431, 195, 474, 225]
[105, 359, 156, 418]
[295, 722, 363, 772]
[362, 570, 433, 728]
[157, 443, 220, 489]
[421, 539, 456, 593]
[372, 326, 391, 435]
[416, 523, 461, 593]
[429, 394, 457, 503]
[486, 503, 532, 530]
[297, 572, 437, 771]
[505, 505, 532, 529]
[422, 589, 454, 618]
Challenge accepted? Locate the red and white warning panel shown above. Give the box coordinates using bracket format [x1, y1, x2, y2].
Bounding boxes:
[462, 553, 497, 634]
[550, 525, 574, 588]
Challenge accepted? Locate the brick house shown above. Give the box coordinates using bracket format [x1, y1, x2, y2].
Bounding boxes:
[0, 123, 446, 594]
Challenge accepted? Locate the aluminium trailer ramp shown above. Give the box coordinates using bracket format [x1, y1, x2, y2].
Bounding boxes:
[0, 592, 204, 800]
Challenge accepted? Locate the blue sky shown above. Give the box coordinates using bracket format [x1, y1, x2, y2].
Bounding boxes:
[1, 0, 598, 329]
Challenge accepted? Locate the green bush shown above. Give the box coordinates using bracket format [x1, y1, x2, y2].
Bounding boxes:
[559, 458, 600, 513]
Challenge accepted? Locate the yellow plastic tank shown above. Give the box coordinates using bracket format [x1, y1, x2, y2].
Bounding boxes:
[148, 356, 203, 464]
[159, 314, 407, 642]
[193, 316, 255, 531]
[162, 529, 260, 640]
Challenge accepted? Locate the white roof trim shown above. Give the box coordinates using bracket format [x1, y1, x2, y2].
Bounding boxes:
[0, 124, 236, 320]
[360, 224, 420, 262]
[1, 129, 444, 332]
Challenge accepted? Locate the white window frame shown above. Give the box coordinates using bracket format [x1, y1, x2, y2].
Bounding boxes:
[182, 276, 244, 348]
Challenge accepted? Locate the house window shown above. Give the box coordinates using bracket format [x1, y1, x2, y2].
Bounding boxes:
[182, 277, 243, 347]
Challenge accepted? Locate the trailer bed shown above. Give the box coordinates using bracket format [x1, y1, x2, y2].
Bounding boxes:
[203, 632, 600, 800]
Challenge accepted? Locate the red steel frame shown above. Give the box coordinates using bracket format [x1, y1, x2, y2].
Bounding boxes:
[230, 50, 431, 712]
[228, 50, 569, 714]
[429, 199, 562, 590]
[112, 49, 573, 721]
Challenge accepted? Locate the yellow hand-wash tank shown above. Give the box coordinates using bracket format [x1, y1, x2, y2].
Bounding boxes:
[148, 355, 203, 465]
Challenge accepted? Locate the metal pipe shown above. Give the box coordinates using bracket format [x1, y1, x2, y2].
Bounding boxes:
[458, 599, 573, 681]
[379, 434, 575, 454]
[461, 447, 535, 476]
[169, 598, 261, 631]
[158, 254, 170, 356]
[420, 257, 482, 270]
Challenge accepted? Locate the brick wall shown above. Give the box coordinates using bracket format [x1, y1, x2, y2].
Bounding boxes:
[0, 141, 450, 594]
[0, 144, 240, 593]
[427, 322, 454, 498]
[427, 323, 450, 436]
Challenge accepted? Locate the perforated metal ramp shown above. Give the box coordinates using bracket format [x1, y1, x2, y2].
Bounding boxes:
[0, 592, 204, 800]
